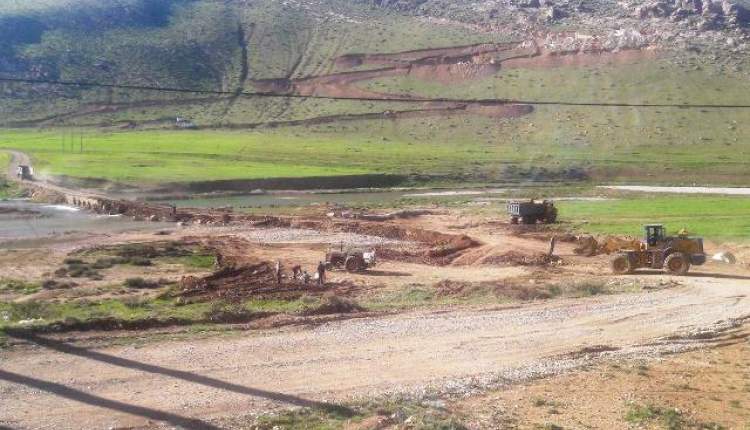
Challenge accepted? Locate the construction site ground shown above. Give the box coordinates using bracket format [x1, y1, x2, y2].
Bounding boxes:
[1, 206, 749, 429]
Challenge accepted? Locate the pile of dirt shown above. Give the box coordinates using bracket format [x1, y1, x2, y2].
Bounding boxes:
[376, 234, 479, 266]
[435, 278, 562, 301]
[482, 251, 561, 266]
[289, 219, 481, 265]
[327, 209, 432, 221]
[427, 235, 480, 258]
[179, 262, 280, 301]
[178, 261, 360, 303]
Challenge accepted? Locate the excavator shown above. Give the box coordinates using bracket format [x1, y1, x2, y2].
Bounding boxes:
[610, 224, 706, 275]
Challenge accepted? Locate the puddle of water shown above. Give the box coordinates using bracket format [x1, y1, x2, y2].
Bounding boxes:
[0, 199, 171, 247]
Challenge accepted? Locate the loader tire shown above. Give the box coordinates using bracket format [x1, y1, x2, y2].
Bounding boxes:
[345, 256, 364, 272]
[611, 253, 634, 274]
[665, 252, 690, 275]
[545, 209, 558, 224]
[521, 216, 536, 225]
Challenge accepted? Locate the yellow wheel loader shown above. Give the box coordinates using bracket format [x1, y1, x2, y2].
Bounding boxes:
[611, 225, 706, 275]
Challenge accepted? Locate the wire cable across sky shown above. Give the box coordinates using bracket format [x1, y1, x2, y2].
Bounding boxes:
[3, 75, 750, 109]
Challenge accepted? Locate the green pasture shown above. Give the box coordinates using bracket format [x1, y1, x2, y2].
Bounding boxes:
[558, 196, 750, 240]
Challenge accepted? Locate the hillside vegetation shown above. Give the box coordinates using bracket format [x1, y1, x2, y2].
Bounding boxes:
[1, 0, 749, 187]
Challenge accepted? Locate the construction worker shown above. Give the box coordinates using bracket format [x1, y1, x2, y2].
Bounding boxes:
[274, 260, 283, 285]
[303, 271, 311, 286]
[317, 261, 326, 287]
[292, 265, 302, 281]
[678, 228, 689, 238]
[548, 235, 556, 257]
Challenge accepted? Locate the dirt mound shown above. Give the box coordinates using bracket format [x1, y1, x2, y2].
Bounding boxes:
[178, 260, 362, 303]
[314, 220, 483, 265]
[179, 262, 280, 301]
[466, 103, 534, 118]
[482, 251, 560, 266]
[435, 278, 562, 301]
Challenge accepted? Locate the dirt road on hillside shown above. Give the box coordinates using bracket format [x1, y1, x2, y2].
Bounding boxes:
[2, 274, 749, 429]
[5, 150, 30, 180]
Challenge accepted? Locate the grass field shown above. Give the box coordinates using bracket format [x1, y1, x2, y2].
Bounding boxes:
[2, 2, 749, 187]
[2, 106, 749, 186]
[0, 151, 19, 198]
[557, 195, 750, 241]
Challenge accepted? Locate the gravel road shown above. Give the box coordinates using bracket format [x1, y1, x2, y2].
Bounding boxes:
[599, 185, 750, 195]
[1, 274, 749, 429]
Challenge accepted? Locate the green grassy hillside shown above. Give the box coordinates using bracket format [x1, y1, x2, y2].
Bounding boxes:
[1, 0, 749, 188]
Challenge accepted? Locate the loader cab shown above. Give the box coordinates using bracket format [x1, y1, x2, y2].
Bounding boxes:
[644, 224, 665, 248]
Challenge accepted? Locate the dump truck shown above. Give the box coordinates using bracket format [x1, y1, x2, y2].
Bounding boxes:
[611, 224, 706, 275]
[325, 247, 377, 272]
[507, 199, 557, 224]
[16, 165, 33, 181]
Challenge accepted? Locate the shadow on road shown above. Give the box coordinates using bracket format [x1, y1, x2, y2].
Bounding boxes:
[632, 270, 750, 281]
[4, 331, 355, 426]
[0, 369, 220, 430]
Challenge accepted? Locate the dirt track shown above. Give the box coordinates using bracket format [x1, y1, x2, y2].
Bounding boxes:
[2, 270, 749, 429]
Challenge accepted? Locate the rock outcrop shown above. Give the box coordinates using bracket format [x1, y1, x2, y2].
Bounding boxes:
[635, 0, 750, 28]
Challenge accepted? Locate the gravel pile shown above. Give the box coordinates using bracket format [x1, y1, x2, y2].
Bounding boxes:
[235, 227, 407, 246]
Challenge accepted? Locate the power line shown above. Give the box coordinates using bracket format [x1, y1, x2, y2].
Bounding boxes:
[3, 75, 750, 109]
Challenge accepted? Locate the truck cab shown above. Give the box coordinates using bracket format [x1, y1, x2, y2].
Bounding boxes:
[16, 165, 33, 181]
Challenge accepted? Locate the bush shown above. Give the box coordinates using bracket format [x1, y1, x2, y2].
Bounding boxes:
[41, 279, 77, 290]
[301, 294, 365, 316]
[204, 302, 255, 323]
[124, 278, 159, 289]
[63, 258, 85, 265]
[0, 279, 41, 295]
[117, 244, 159, 259]
[66, 264, 101, 279]
[129, 257, 153, 267]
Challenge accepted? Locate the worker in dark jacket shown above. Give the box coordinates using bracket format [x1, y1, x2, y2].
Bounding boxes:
[317, 261, 326, 287]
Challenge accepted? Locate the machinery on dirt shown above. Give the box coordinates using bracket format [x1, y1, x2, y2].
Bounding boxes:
[611, 224, 706, 275]
[507, 199, 557, 224]
[16, 165, 33, 181]
[325, 246, 377, 272]
[574, 235, 642, 257]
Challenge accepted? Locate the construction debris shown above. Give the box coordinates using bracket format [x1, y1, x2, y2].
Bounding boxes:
[327, 209, 432, 221]
[712, 252, 737, 264]
[482, 251, 562, 266]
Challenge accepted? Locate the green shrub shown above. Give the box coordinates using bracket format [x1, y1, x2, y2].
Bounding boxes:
[124, 278, 159, 289]
[0, 279, 41, 295]
[129, 257, 153, 267]
[63, 258, 84, 265]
